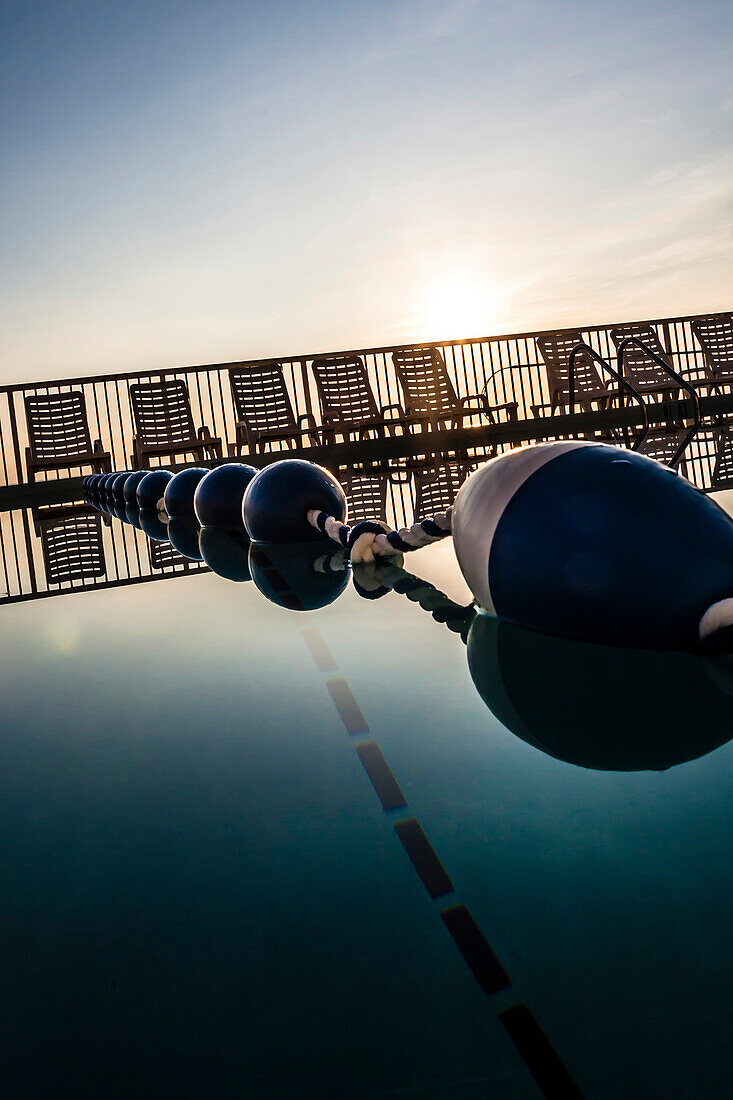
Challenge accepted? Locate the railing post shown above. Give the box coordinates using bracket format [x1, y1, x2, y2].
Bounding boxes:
[7, 391, 24, 486]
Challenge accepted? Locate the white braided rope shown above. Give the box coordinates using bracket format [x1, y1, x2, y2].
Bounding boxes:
[307, 507, 452, 564]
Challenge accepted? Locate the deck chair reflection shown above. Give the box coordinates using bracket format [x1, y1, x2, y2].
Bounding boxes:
[391, 347, 517, 444]
[229, 363, 319, 454]
[129, 380, 222, 469]
[311, 355, 417, 443]
[24, 391, 111, 483]
[413, 462, 472, 522]
[339, 470, 389, 523]
[33, 505, 106, 586]
[148, 537, 202, 572]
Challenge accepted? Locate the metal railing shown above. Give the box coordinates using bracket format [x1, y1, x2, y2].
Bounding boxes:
[0, 311, 728, 494]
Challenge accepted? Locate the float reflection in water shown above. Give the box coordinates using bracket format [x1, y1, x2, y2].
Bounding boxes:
[85, 478, 733, 770]
[249, 539, 349, 611]
[353, 560, 733, 772]
[467, 613, 733, 771]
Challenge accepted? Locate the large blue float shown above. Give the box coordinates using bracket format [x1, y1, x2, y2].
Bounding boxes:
[452, 441, 733, 654]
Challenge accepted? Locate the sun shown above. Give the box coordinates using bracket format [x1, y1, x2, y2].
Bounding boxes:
[419, 275, 498, 341]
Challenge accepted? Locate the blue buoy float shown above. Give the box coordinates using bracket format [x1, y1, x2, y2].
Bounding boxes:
[123, 470, 148, 505]
[452, 441, 733, 653]
[136, 469, 173, 509]
[194, 463, 258, 530]
[243, 459, 346, 543]
[163, 467, 209, 519]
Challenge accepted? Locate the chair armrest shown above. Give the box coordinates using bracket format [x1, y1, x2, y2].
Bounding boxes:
[197, 425, 214, 441]
[93, 439, 105, 454]
[379, 403, 407, 421]
[492, 401, 518, 421]
[459, 394, 491, 413]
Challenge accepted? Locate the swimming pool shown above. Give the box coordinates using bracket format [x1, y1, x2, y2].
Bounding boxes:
[1, 507, 732, 1098]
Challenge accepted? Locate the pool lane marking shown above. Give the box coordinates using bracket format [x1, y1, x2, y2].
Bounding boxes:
[441, 904, 511, 995]
[356, 741, 407, 811]
[393, 818, 455, 899]
[325, 677, 369, 735]
[301, 627, 584, 1098]
[301, 627, 338, 671]
[499, 1004, 583, 1100]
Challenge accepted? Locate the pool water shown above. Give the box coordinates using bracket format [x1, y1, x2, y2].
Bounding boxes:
[1, 532, 732, 1098]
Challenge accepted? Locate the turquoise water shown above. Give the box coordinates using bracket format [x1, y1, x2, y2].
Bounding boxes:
[1, 533, 732, 1098]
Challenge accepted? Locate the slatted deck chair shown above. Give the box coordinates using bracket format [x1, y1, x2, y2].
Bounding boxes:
[534, 332, 615, 416]
[609, 324, 678, 398]
[24, 391, 111, 482]
[391, 347, 517, 439]
[129, 380, 222, 469]
[339, 470, 389, 523]
[413, 462, 472, 522]
[229, 363, 319, 454]
[311, 354, 414, 443]
[32, 505, 106, 586]
[691, 314, 733, 389]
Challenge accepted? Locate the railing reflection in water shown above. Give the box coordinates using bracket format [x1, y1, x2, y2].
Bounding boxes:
[0, 461, 476, 604]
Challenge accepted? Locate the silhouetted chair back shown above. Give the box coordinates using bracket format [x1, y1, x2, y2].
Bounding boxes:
[609, 323, 677, 395]
[414, 462, 471, 521]
[228, 364, 318, 453]
[311, 354, 399, 442]
[129, 380, 222, 468]
[535, 332, 612, 414]
[691, 314, 733, 386]
[24, 391, 111, 482]
[392, 346, 517, 436]
[33, 507, 106, 585]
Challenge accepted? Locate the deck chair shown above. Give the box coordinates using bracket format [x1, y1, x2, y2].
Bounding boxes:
[33, 505, 106, 586]
[609, 324, 678, 397]
[129, 380, 222, 468]
[391, 347, 517, 436]
[229, 364, 319, 454]
[413, 462, 472, 521]
[691, 314, 733, 388]
[534, 332, 615, 415]
[311, 355, 414, 443]
[339, 470, 389, 523]
[24, 391, 111, 482]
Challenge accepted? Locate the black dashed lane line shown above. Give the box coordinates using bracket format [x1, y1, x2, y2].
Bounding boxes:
[326, 677, 369, 735]
[499, 1004, 584, 1100]
[356, 741, 407, 811]
[394, 818, 454, 899]
[440, 904, 511, 996]
[301, 628, 338, 671]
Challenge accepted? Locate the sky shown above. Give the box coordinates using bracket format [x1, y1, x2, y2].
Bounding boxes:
[1, 0, 731, 383]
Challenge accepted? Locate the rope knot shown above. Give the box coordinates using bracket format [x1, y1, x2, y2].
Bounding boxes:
[347, 519, 391, 563]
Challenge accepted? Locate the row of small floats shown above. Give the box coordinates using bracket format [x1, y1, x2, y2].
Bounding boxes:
[83, 448, 733, 774]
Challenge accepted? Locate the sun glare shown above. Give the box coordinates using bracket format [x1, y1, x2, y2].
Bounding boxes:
[419, 276, 499, 341]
